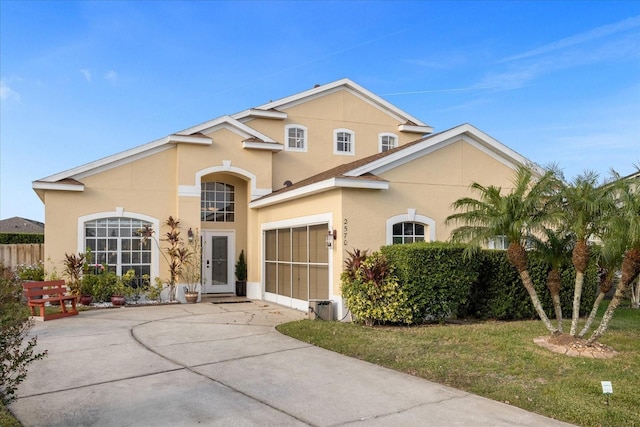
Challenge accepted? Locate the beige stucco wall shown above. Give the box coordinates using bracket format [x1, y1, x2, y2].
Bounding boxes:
[43, 148, 178, 274]
[43, 126, 266, 279]
[340, 138, 517, 246]
[245, 90, 420, 189]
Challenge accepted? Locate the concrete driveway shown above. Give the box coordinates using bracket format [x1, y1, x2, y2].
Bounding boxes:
[9, 300, 574, 426]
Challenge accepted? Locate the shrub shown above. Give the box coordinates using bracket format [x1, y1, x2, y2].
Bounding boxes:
[382, 242, 481, 321]
[0, 265, 47, 404]
[468, 250, 598, 320]
[341, 251, 413, 326]
[0, 233, 44, 244]
[15, 262, 45, 282]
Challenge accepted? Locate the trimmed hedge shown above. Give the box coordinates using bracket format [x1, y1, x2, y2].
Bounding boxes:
[376, 242, 598, 322]
[382, 242, 481, 321]
[469, 250, 598, 320]
[0, 234, 44, 244]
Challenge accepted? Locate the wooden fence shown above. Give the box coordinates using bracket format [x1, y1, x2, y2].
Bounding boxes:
[0, 244, 44, 270]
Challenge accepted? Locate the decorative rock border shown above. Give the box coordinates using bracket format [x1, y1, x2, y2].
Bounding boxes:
[534, 336, 617, 359]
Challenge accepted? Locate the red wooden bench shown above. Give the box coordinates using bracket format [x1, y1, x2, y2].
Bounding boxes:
[23, 280, 79, 321]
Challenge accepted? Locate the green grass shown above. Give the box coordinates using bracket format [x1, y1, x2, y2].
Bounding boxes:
[0, 403, 21, 427]
[278, 306, 640, 427]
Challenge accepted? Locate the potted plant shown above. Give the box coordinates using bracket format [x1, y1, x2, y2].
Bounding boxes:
[79, 274, 97, 305]
[235, 250, 247, 297]
[110, 269, 135, 306]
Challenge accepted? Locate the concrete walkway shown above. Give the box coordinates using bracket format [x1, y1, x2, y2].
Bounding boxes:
[9, 301, 574, 426]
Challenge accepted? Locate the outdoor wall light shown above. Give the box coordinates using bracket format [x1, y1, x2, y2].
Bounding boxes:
[188, 228, 194, 242]
[326, 229, 337, 249]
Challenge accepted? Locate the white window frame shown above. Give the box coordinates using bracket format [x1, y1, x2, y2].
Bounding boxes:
[77, 210, 160, 280]
[385, 211, 436, 245]
[379, 132, 398, 152]
[488, 235, 509, 250]
[333, 128, 355, 156]
[284, 124, 307, 152]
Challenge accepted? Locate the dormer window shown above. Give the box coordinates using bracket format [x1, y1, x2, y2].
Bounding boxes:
[285, 124, 307, 152]
[379, 133, 398, 152]
[334, 128, 355, 155]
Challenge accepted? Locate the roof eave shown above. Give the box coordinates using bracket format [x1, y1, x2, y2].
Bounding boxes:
[232, 109, 288, 121]
[398, 124, 434, 134]
[32, 181, 85, 192]
[242, 141, 284, 152]
[249, 177, 389, 209]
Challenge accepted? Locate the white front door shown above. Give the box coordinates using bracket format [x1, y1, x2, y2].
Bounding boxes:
[202, 230, 235, 293]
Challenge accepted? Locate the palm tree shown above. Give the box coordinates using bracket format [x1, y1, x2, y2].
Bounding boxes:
[588, 173, 640, 344]
[530, 228, 574, 332]
[561, 171, 612, 336]
[578, 241, 623, 338]
[446, 165, 561, 334]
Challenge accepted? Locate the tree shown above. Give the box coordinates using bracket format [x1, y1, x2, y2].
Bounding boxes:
[588, 173, 640, 343]
[560, 171, 612, 336]
[0, 265, 47, 404]
[446, 165, 561, 334]
[530, 228, 574, 332]
[578, 241, 623, 338]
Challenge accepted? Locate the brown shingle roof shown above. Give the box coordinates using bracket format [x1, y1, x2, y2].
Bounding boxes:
[0, 217, 44, 234]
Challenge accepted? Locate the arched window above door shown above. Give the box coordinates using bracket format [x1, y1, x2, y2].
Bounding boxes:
[201, 182, 235, 222]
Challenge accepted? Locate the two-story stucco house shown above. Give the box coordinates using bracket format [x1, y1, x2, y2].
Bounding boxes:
[32, 78, 538, 319]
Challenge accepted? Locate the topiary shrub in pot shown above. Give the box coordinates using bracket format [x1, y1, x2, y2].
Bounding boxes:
[235, 250, 247, 297]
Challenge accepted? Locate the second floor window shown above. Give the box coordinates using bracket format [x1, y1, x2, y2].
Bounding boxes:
[379, 133, 397, 152]
[201, 182, 235, 222]
[286, 125, 307, 151]
[334, 129, 354, 155]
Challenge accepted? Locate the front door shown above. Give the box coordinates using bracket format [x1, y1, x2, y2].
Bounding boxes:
[202, 230, 235, 293]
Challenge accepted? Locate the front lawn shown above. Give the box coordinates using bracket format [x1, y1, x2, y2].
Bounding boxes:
[277, 307, 640, 427]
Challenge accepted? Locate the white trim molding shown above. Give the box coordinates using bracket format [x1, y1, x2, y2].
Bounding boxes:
[250, 177, 388, 209]
[179, 161, 271, 200]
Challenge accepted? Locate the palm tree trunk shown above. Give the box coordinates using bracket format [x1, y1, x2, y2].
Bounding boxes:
[570, 240, 589, 336]
[546, 269, 563, 332]
[570, 271, 585, 336]
[578, 292, 605, 338]
[520, 270, 558, 334]
[588, 249, 640, 344]
[578, 271, 614, 338]
[508, 242, 557, 334]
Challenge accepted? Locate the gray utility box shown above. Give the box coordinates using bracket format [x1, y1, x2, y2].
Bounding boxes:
[308, 299, 333, 321]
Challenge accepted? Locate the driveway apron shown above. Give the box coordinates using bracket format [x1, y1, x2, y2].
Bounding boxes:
[9, 301, 574, 426]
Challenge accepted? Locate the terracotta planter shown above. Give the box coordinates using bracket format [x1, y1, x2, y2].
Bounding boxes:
[110, 295, 126, 306]
[185, 292, 198, 304]
[79, 294, 93, 305]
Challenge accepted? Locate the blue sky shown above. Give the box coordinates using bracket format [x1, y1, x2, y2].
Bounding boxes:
[1, 1, 639, 223]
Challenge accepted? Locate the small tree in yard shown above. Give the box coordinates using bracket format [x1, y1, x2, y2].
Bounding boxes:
[0, 265, 47, 404]
[587, 173, 640, 344]
[560, 171, 613, 337]
[446, 165, 562, 334]
[139, 216, 191, 301]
